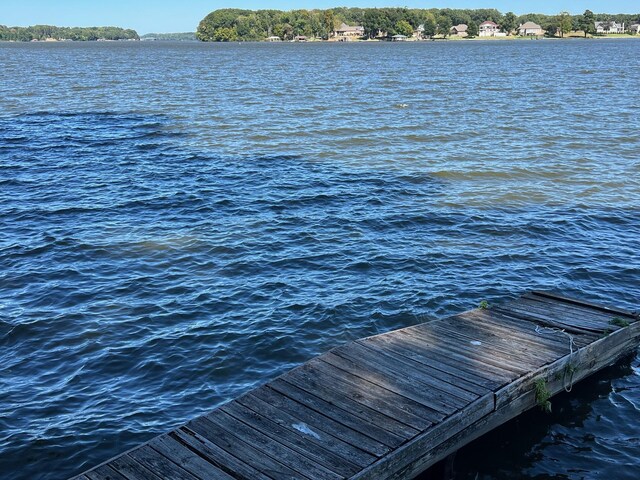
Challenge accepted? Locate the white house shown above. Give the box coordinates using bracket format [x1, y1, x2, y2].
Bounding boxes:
[518, 21, 543, 36]
[479, 21, 499, 37]
[595, 21, 625, 34]
[629, 24, 640, 34]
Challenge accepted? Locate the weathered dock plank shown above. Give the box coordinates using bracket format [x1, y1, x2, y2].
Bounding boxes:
[72, 292, 639, 480]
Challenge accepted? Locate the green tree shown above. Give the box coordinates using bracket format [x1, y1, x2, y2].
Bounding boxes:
[467, 20, 478, 38]
[437, 15, 452, 38]
[501, 12, 517, 35]
[323, 10, 335, 38]
[363, 8, 384, 38]
[213, 26, 237, 41]
[579, 9, 595, 37]
[557, 11, 572, 37]
[395, 19, 414, 37]
[421, 12, 437, 38]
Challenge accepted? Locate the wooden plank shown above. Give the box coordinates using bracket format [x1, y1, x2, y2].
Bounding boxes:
[187, 416, 306, 480]
[358, 335, 506, 390]
[128, 445, 199, 480]
[400, 327, 527, 377]
[435, 316, 560, 366]
[426, 322, 545, 373]
[249, 385, 390, 457]
[479, 307, 595, 347]
[355, 337, 495, 394]
[493, 304, 603, 339]
[319, 350, 457, 416]
[354, 339, 491, 397]
[455, 310, 577, 355]
[85, 465, 127, 480]
[236, 390, 377, 467]
[389, 329, 514, 384]
[496, 319, 640, 409]
[148, 434, 235, 480]
[381, 322, 640, 480]
[434, 317, 559, 364]
[286, 360, 434, 431]
[350, 393, 495, 480]
[268, 377, 408, 448]
[331, 341, 479, 405]
[204, 410, 342, 480]
[506, 298, 615, 332]
[520, 294, 629, 328]
[109, 455, 163, 480]
[220, 400, 361, 477]
[172, 428, 272, 480]
[531, 291, 638, 319]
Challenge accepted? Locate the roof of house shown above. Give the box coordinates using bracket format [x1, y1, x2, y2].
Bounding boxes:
[480, 21, 498, 27]
[452, 24, 468, 32]
[337, 23, 364, 32]
[520, 21, 542, 29]
[595, 21, 623, 27]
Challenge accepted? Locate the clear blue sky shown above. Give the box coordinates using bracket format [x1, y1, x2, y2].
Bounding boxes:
[2, 1, 638, 34]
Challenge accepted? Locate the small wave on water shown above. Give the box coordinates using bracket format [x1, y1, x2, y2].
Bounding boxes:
[1, 40, 639, 480]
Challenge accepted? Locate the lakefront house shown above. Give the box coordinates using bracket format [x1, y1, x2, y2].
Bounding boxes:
[334, 23, 365, 39]
[518, 22, 543, 36]
[450, 24, 468, 37]
[479, 21, 500, 37]
[595, 21, 625, 34]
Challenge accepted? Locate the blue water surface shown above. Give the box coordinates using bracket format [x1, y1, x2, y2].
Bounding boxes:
[0, 40, 639, 479]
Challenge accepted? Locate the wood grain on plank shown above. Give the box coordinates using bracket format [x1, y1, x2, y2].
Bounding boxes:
[355, 337, 496, 393]
[249, 385, 390, 457]
[236, 390, 378, 467]
[285, 360, 434, 430]
[268, 377, 408, 448]
[204, 409, 343, 480]
[331, 341, 479, 405]
[109, 454, 163, 480]
[85, 465, 128, 480]
[187, 415, 305, 480]
[220, 400, 362, 477]
[148, 434, 235, 480]
[172, 428, 272, 480]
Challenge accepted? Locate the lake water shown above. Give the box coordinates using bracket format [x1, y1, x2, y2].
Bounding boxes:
[0, 39, 639, 480]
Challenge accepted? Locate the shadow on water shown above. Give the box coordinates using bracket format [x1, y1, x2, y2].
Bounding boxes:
[419, 352, 640, 480]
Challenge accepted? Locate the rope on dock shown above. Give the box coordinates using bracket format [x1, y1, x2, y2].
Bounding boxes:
[535, 325, 578, 392]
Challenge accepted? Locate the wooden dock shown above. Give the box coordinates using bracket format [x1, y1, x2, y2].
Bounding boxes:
[72, 291, 639, 480]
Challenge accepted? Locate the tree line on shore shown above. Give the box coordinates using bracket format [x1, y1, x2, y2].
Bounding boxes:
[0, 25, 139, 42]
[197, 8, 640, 41]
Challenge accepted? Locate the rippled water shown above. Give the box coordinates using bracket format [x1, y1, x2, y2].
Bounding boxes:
[0, 40, 639, 480]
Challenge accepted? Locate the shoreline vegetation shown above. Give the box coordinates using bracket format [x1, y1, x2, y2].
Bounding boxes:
[0, 25, 139, 42]
[197, 8, 640, 42]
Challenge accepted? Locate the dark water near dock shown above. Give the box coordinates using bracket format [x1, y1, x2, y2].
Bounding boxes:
[0, 40, 639, 479]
